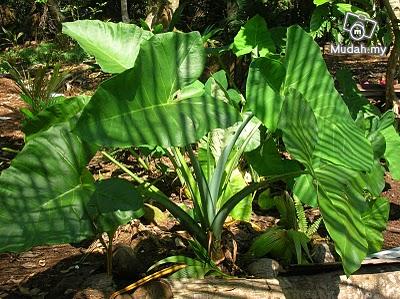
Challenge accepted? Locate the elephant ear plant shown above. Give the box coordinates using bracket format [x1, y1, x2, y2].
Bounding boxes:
[0, 20, 247, 276]
[243, 20, 391, 276]
[0, 18, 393, 279]
[0, 96, 145, 275]
[63, 21, 276, 267]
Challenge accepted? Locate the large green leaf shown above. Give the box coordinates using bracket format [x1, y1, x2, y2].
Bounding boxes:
[284, 27, 348, 119]
[75, 32, 241, 148]
[313, 117, 373, 171]
[247, 26, 373, 171]
[245, 25, 383, 276]
[246, 138, 301, 178]
[86, 178, 144, 234]
[313, 160, 368, 275]
[284, 26, 373, 171]
[246, 57, 285, 131]
[314, 0, 330, 5]
[232, 15, 276, 57]
[62, 20, 153, 73]
[0, 122, 97, 252]
[279, 89, 318, 169]
[362, 197, 389, 254]
[381, 126, 400, 180]
[279, 91, 379, 274]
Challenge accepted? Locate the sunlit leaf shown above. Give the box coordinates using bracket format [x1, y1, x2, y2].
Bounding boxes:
[246, 57, 285, 131]
[381, 126, 400, 180]
[220, 169, 252, 221]
[75, 32, 240, 148]
[232, 15, 276, 57]
[62, 20, 153, 73]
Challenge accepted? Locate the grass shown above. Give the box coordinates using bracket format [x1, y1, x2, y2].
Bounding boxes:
[0, 40, 89, 72]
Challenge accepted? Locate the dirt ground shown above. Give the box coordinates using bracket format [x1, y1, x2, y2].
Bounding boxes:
[0, 55, 399, 298]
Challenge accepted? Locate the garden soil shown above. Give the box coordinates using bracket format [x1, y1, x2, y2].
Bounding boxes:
[0, 55, 399, 298]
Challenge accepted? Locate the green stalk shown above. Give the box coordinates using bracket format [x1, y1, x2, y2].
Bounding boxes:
[129, 148, 149, 170]
[186, 145, 214, 227]
[168, 148, 207, 229]
[101, 151, 208, 247]
[168, 148, 199, 202]
[222, 118, 261, 189]
[211, 181, 268, 240]
[211, 171, 304, 240]
[101, 151, 145, 184]
[208, 113, 254, 208]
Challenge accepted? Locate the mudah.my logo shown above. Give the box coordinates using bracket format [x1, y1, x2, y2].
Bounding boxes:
[343, 12, 378, 41]
[329, 12, 386, 56]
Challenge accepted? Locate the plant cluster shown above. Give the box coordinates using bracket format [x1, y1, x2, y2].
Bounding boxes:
[2, 62, 69, 116]
[0, 15, 398, 280]
[0, 40, 88, 70]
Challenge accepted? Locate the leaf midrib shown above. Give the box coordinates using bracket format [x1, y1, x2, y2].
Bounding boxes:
[91, 95, 210, 123]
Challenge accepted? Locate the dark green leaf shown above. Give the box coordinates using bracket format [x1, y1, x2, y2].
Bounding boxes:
[86, 178, 144, 234]
[76, 32, 241, 148]
[246, 138, 301, 177]
[310, 5, 330, 32]
[0, 121, 97, 252]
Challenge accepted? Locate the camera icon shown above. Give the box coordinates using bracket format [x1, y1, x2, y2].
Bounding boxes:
[343, 12, 377, 41]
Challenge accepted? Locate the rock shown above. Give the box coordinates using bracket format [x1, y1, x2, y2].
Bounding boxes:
[54, 274, 86, 297]
[73, 273, 115, 299]
[142, 204, 168, 228]
[132, 280, 173, 299]
[246, 258, 282, 278]
[311, 242, 336, 263]
[113, 244, 147, 278]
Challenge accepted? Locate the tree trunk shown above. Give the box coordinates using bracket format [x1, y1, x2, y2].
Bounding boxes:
[121, 0, 130, 23]
[47, 0, 64, 31]
[383, 0, 400, 122]
[145, 0, 179, 31]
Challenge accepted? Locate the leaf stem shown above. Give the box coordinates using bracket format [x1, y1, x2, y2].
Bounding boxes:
[129, 148, 149, 170]
[101, 150, 208, 247]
